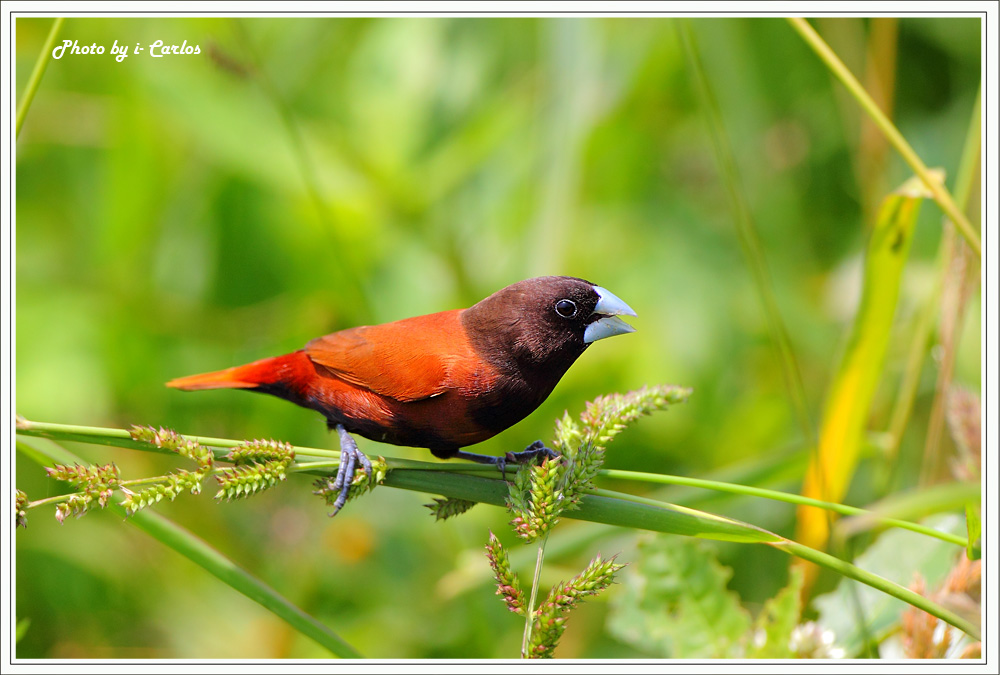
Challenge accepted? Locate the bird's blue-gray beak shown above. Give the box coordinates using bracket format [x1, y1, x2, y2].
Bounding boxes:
[584, 286, 637, 344]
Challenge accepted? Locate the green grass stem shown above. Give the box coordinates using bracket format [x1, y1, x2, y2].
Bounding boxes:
[678, 19, 815, 445]
[787, 17, 981, 257]
[229, 19, 372, 318]
[886, 87, 982, 465]
[918, 85, 983, 484]
[17, 436, 361, 658]
[600, 469, 972, 548]
[16, 17, 64, 138]
[16, 416, 341, 460]
[119, 506, 362, 658]
[522, 541, 547, 658]
[774, 539, 979, 641]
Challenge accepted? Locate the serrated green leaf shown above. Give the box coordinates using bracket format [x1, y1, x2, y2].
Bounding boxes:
[607, 535, 752, 658]
[749, 567, 804, 658]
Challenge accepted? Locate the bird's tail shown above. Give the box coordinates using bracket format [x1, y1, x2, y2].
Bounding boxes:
[166, 352, 310, 391]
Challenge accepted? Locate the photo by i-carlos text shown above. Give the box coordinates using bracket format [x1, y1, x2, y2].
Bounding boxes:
[52, 38, 201, 62]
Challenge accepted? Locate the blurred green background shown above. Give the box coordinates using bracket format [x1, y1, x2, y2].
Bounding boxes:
[15, 16, 981, 658]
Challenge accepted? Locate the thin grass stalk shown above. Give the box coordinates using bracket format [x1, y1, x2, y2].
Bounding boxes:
[787, 17, 981, 257]
[16, 17, 65, 138]
[773, 539, 979, 641]
[521, 540, 547, 658]
[884, 259, 947, 463]
[599, 469, 972, 548]
[918, 228, 973, 486]
[529, 18, 596, 277]
[14, 417, 534, 474]
[858, 17, 898, 223]
[229, 19, 372, 318]
[16, 417, 339, 460]
[918, 87, 982, 486]
[886, 87, 982, 468]
[677, 19, 815, 446]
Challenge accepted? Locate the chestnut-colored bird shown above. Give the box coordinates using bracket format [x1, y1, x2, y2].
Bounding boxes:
[167, 276, 637, 513]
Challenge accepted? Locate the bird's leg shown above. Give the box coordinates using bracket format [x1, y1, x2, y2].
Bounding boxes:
[452, 449, 510, 475]
[453, 440, 560, 475]
[506, 439, 560, 464]
[320, 424, 373, 516]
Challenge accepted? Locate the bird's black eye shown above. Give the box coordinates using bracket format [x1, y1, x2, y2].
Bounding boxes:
[554, 299, 578, 318]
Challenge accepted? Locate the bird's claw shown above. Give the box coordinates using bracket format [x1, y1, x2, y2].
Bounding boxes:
[327, 425, 373, 516]
[452, 441, 560, 477]
[498, 440, 560, 475]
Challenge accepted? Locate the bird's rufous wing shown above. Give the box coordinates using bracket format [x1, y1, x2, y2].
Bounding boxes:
[303, 309, 469, 403]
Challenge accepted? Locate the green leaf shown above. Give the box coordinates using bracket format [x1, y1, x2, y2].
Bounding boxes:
[965, 504, 981, 560]
[16, 618, 31, 643]
[748, 567, 804, 658]
[607, 535, 752, 658]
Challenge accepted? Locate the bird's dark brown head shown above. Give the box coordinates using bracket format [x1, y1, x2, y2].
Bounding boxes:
[461, 276, 637, 377]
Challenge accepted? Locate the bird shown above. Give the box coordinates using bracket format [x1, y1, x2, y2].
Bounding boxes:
[167, 276, 637, 513]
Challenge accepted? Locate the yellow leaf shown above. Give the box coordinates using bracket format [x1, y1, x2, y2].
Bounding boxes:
[795, 175, 932, 589]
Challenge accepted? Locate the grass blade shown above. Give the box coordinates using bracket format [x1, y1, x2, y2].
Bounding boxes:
[774, 539, 979, 641]
[678, 19, 815, 445]
[121, 504, 362, 658]
[601, 469, 970, 549]
[884, 88, 981, 474]
[16, 17, 65, 138]
[834, 481, 980, 540]
[918, 87, 982, 485]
